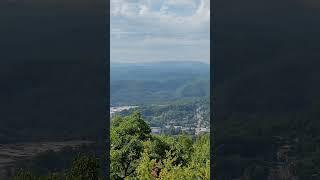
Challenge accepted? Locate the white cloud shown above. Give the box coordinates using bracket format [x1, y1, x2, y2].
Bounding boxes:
[111, 0, 209, 32]
[111, 0, 210, 63]
[165, 0, 197, 7]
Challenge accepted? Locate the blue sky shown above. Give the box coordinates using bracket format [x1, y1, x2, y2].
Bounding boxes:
[111, 0, 210, 64]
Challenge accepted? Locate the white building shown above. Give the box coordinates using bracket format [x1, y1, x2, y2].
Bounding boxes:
[195, 127, 210, 135]
[151, 127, 162, 134]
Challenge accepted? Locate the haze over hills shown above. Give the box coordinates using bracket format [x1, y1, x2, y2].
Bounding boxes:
[110, 61, 210, 138]
[109, 60, 211, 179]
[110, 61, 210, 106]
[111, 61, 209, 81]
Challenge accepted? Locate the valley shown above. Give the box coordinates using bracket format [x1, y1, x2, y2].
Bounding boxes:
[110, 61, 210, 136]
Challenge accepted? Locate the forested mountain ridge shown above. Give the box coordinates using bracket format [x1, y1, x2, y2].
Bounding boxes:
[111, 61, 210, 105]
[111, 62, 210, 137]
[12, 112, 210, 179]
[119, 98, 210, 128]
[111, 61, 209, 81]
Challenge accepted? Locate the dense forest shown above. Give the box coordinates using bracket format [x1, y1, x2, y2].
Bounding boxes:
[12, 112, 210, 180]
[12, 153, 103, 180]
[119, 98, 209, 128]
[111, 62, 209, 106]
[111, 112, 210, 179]
[11, 144, 105, 180]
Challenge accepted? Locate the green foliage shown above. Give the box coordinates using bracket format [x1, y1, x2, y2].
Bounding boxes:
[111, 112, 210, 179]
[13, 112, 210, 180]
[66, 155, 101, 180]
[156, 135, 210, 180]
[12, 169, 66, 180]
[110, 62, 209, 106]
[12, 170, 37, 180]
[135, 141, 158, 180]
[111, 111, 151, 179]
[12, 154, 102, 180]
[192, 134, 210, 165]
[119, 98, 209, 128]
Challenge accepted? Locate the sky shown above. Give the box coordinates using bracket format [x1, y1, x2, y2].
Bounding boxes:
[111, 0, 210, 64]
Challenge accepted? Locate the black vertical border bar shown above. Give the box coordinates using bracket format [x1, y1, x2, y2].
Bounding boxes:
[105, 0, 110, 179]
[210, 0, 215, 179]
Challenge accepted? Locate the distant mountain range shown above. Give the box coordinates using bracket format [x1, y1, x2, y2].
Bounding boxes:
[110, 61, 210, 106]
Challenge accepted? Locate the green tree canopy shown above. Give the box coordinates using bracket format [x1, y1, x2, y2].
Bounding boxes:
[111, 111, 151, 179]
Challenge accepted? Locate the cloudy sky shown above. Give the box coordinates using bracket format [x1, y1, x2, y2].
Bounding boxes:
[111, 0, 210, 64]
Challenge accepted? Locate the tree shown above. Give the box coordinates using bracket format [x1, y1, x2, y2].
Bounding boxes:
[66, 154, 101, 180]
[135, 134, 210, 180]
[135, 141, 158, 180]
[12, 170, 36, 180]
[12, 154, 101, 180]
[110, 111, 151, 179]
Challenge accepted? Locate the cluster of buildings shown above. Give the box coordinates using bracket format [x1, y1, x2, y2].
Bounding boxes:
[150, 125, 210, 136]
[110, 106, 210, 136]
[195, 127, 211, 135]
